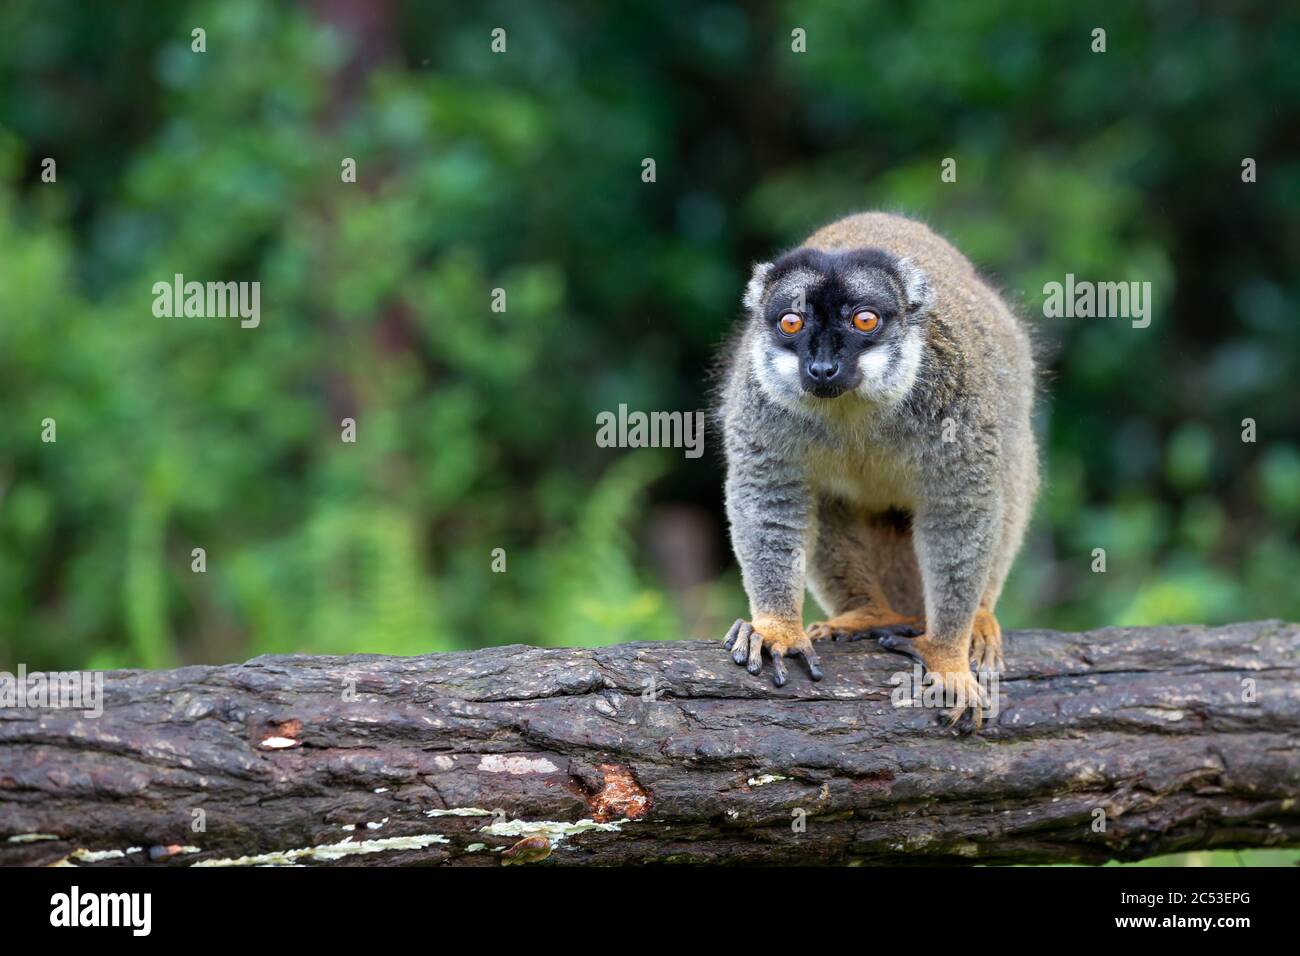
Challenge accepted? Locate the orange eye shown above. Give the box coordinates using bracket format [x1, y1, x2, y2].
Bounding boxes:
[853, 310, 881, 333]
[778, 312, 804, 335]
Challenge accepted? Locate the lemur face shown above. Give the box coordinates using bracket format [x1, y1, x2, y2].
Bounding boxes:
[745, 247, 933, 406]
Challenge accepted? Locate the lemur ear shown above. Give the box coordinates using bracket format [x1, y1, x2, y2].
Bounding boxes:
[895, 257, 934, 315]
[743, 261, 774, 313]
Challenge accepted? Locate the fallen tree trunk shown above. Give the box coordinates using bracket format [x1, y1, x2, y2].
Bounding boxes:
[2, 620, 1298, 866]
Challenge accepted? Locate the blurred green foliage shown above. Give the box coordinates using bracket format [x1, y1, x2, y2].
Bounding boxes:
[0, 0, 1297, 688]
[0, 0, 1297, 871]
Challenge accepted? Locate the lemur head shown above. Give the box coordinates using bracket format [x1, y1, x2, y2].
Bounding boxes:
[744, 247, 933, 407]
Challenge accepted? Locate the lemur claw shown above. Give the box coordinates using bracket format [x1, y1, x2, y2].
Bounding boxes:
[723, 617, 823, 686]
[877, 631, 991, 730]
[874, 630, 925, 662]
[837, 621, 920, 642]
[969, 608, 1005, 675]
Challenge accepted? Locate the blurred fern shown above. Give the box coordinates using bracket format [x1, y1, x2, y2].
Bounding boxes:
[538, 452, 678, 647]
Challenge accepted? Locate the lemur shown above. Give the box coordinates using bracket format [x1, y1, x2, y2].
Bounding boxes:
[716, 211, 1038, 725]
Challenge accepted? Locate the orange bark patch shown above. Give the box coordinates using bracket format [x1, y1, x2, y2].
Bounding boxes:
[588, 764, 650, 822]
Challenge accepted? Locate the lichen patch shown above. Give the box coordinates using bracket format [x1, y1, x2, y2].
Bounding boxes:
[477, 818, 627, 847]
[192, 833, 449, 867]
[258, 718, 303, 749]
[477, 755, 559, 774]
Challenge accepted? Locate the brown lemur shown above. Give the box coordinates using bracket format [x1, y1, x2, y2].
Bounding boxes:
[717, 211, 1038, 724]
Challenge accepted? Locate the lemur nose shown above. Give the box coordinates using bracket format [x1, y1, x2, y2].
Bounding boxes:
[807, 360, 840, 381]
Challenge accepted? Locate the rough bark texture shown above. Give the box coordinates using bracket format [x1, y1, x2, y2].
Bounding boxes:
[2, 620, 1298, 866]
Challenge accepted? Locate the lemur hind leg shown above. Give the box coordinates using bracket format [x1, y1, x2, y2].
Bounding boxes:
[963, 441, 1035, 677]
[968, 605, 1003, 674]
[805, 499, 925, 642]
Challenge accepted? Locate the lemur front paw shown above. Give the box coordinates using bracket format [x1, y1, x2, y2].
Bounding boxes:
[806, 607, 923, 643]
[723, 615, 823, 687]
[877, 631, 990, 729]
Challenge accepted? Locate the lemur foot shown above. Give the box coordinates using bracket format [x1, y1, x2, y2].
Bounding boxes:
[723, 615, 823, 687]
[805, 607, 924, 643]
[969, 607, 1004, 675]
[877, 631, 990, 729]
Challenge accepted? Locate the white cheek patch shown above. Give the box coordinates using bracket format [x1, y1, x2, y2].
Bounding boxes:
[857, 348, 891, 384]
[770, 350, 800, 383]
[856, 333, 922, 404]
[750, 336, 805, 409]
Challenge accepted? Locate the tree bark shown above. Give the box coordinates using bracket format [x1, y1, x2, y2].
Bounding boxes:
[2, 620, 1298, 866]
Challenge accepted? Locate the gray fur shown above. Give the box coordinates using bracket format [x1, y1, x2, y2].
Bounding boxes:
[742, 262, 774, 313]
[718, 211, 1039, 669]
